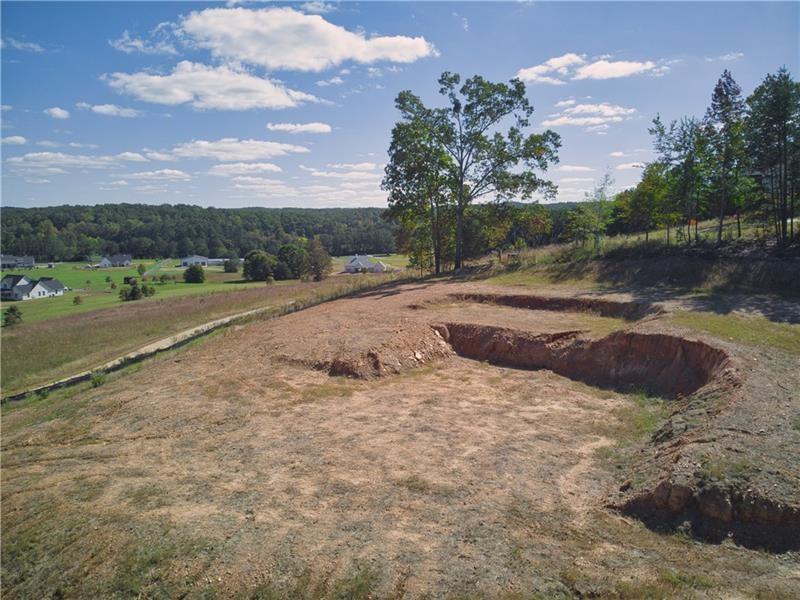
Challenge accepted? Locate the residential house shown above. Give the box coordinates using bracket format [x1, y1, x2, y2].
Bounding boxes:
[99, 254, 133, 268]
[343, 255, 390, 273]
[1, 254, 35, 269]
[181, 255, 209, 267]
[1, 274, 66, 301]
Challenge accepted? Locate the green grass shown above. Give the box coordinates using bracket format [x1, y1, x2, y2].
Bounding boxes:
[0, 261, 275, 324]
[670, 311, 800, 355]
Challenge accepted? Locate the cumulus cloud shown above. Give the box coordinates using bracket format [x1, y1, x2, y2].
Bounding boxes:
[542, 102, 636, 131]
[300, 165, 381, 180]
[167, 137, 309, 162]
[300, 1, 336, 14]
[117, 152, 149, 162]
[6, 151, 146, 173]
[559, 177, 595, 183]
[316, 76, 344, 87]
[207, 162, 283, 176]
[105, 61, 319, 110]
[327, 162, 379, 171]
[178, 7, 436, 71]
[128, 169, 191, 181]
[556, 164, 595, 173]
[44, 107, 70, 119]
[2, 136, 27, 145]
[555, 98, 576, 108]
[77, 102, 142, 118]
[705, 52, 744, 62]
[1, 37, 44, 52]
[266, 121, 332, 134]
[609, 151, 626, 157]
[518, 53, 662, 84]
[615, 162, 644, 170]
[109, 30, 178, 55]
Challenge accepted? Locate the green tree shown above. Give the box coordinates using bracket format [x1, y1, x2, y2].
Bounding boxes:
[137, 263, 146, 276]
[243, 250, 277, 281]
[278, 243, 311, 279]
[73, 295, 83, 305]
[391, 72, 560, 268]
[745, 67, 800, 244]
[223, 258, 240, 273]
[383, 116, 454, 274]
[625, 163, 669, 242]
[705, 70, 748, 244]
[3, 305, 23, 327]
[183, 264, 205, 284]
[308, 238, 332, 281]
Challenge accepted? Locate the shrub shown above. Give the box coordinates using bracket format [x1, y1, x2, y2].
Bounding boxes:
[137, 264, 146, 276]
[90, 371, 106, 388]
[183, 264, 205, 283]
[159, 273, 170, 284]
[223, 258, 240, 273]
[73, 295, 83, 305]
[119, 284, 143, 301]
[243, 250, 277, 281]
[3, 305, 23, 327]
[105, 276, 112, 283]
[141, 284, 156, 297]
[110, 282, 117, 290]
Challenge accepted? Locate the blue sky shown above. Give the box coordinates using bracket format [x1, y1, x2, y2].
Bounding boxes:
[1, 1, 797, 209]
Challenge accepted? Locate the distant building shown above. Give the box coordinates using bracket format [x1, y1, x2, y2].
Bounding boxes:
[1, 274, 66, 301]
[343, 255, 390, 273]
[1, 254, 35, 269]
[181, 255, 209, 267]
[99, 254, 133, 268]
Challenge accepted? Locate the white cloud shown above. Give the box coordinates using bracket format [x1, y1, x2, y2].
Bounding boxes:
[556, 165, 595, 173]
[1, 105, 12, 111]
[207, 162, 282, 176]
[300, 165, 381, 180]
[44, 107, 70, 119]
[706, 52, 744, 62]
[555, 98, 576, 107]
[110, 180, 129, 186]
[1, 37, 44, 52]
[543, 102, 636, 131]
[69, 142, 99, 149]
[77, 102, 142, 118]
[37, 140, 62, 148]
[574, 60, 656, 80]
[518, 53, 661, 84]
[128, 169, 191, 181]
[109, 30, 178, 55]
[167, 137, 309, 162]
[300, 1, 336, 14]
[178, 7, 436, 72]
[266, 121, 332, 134]
[615, 162, 644, 170]
[117, 152, 149, 162]
[609, 151, 626, 157]
[2, 136, 26, 145]
[559, 177, 595, 183]
[328, 162, 378, 171]
[316, 76, 344, 87]
[452, 12, 469, 32]
[105, 61, 319, 110]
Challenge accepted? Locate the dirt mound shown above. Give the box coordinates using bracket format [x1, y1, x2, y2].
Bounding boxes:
[446, 293, 663, 321]
[433, 323, 731, 397]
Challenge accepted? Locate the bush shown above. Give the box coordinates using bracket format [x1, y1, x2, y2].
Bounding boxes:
[73, 295, 83, 305]
[141, 284, 156, 297]
[223, 258, 240, 273]
[90, 371, 106, 388]
[137, 264, 146, 276]
[183, 264, 205, 283]
[159, 273, 170, 284]
[3, 305, 23, 327]
[119, 284, 143, 301]
[243, 250, 277, 281]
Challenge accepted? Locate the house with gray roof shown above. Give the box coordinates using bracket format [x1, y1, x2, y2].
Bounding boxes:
[1, 274, 66, 301]
[1, 254, 35, 269]
[98, 254, 133, 268]
[343, 255, 390, 273]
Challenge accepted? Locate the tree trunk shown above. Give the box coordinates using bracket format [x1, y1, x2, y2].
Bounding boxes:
[454, 205, 464, 270]
[717, 189, 726, 245]
[736, 212, 741, 238]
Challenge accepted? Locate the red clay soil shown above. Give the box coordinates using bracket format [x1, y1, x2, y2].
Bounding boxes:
[432, 323, 733, 398]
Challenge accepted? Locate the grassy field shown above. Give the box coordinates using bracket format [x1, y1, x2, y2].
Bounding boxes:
[1, 272, 401, 395]
[0, 261, 272, 324]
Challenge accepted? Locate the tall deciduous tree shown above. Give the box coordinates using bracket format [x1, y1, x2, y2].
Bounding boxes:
[392, 72, 560, 269]
[383, 117, 454, 274]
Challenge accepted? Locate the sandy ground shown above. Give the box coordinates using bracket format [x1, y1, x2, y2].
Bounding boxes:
[2, 280, 799, 598]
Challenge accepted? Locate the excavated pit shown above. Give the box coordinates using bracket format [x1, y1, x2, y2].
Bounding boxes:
[444, 293, 664, 321]
[432, 322, 730, 398]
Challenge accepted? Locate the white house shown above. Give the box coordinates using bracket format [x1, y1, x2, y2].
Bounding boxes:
[1, 275, 66, 301]
[181, 255, 209, 267]
[99, 254, 133, 268]
[343, 255, 390, 273]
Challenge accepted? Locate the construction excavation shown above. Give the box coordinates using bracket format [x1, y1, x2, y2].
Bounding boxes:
[3, 279, 798, 598]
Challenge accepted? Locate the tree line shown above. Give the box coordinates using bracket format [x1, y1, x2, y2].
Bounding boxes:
[383, 68, 799, 271]
[0, 204, 396, 261]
